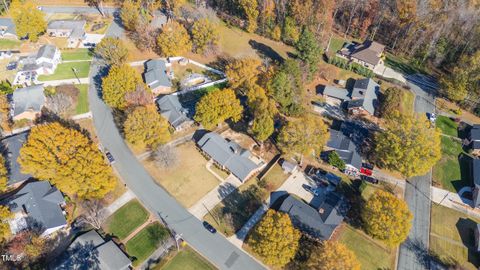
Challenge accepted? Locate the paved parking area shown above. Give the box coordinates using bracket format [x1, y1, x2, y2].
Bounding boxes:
[274, 170, 316, 204]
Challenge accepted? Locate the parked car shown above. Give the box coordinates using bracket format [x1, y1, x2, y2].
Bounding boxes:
[428, 112, 437, 123]
[6, 62, 17, 70]
[360, 167, 373, 176]
[105, 151, 115, 164]
[202, 221, 217, 233]
[362, 163, 374, 170]
[302, 184, 320, 196]
[361, 175, 379, 184]
[305, 165, 326, 177]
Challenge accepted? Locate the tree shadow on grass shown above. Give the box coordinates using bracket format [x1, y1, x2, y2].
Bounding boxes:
[248, 40, 284, 64]
[37, 108, 93, 140]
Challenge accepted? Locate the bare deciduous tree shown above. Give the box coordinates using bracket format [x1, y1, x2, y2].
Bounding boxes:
[125, 84, 154, 107]
[77, 199, 106, 230]
[46, 93, 73, 115]
[131, 21, 158, 52]
[152, 144, 179, 169]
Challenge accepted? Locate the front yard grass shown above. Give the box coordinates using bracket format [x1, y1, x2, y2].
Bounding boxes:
[126, 222, 170, 266]
[155, 246, 216, 270]
[430, 204, 480, 269]
[436, 115, 459, 137]
[432, 136, 470, 192]
[75, 84, 89, 114]
[104, 199, 149, 240]
[62, 48, 93, 61]
[385, 52, 428, 75]
[203, 164, 289, 236]
[143, 142, 220, 208]
[338, 224, 396, 270]
[0, 39, 21, 50]
[328, 36, 346, 53]
[38, 61, 91, 81]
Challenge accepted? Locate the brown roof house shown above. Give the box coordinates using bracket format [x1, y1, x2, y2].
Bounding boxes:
[338, 40, 385, 70]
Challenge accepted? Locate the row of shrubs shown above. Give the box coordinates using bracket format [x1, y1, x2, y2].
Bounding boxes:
[326, 55, 374, 78]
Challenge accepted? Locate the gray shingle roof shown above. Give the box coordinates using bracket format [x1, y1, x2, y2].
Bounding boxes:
[156, 95, 191, 129]
[347, 78, 379, 115]
[472, 159, 480, 207]
[37, 44, 57, 60]
[55, 230, 132, 270]
[1, 132, 33, 185]
[5, 181, 66, 232]
[321, 85, 351, 100]
[11, 85, 45, 117]
[198, 132, 258, 181]
[278, 193, 344, 240]
[144, 60, 172, 90]
[349, 40, 385, 66]
[0, 18, 16, 36]
[327, 129, 362, 170]
[47, 20, 86, 39]
[471, 125, 480, 150]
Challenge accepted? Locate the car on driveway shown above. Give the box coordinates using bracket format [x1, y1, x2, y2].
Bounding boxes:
[360, 175, 379, 184]
[202, 221, 217, 233]
[105, 151, 115, 164]
[427, 112, 437, 123]
[302, 184, 320, 196]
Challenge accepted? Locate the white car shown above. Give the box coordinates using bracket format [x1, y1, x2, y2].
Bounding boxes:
[428, 113, 437, 123]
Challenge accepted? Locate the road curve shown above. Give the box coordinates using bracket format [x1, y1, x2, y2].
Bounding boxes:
[42, 6, 266, 270]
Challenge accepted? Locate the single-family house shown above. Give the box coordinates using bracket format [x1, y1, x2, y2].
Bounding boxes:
[47, 20, 86, 48]
[277, 193, 345, 240]
[10, 85, 45, 121]
[22, 44, 61, 75]
[197, 132, 260, 182]
[469, 125, 480, 156]
[472, 159, 480, 208]
[144, 59, 172, 94]
[3, 181, 67, 236]
[0, 18, 17, 39]
[54, 230, 132, 270]
[325, 129, 362, 176]
[0, 132, 33, 187]
[338, 40, 385, 70]
[156, 95, 193, 131]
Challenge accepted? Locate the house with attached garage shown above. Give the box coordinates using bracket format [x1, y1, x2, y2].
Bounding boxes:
[0, 18, 17, 39]
[21, 44, 61, 75]
[197, 132, 263, 182]
[10, 84, 46, 121]
[2, 181, 67, 237]
[471, 159, 480, 208]
[468, 124, 480, 156]
[0, 132, 33, 188]
[144, 59, 173, 95]
[47, 20, 86, 48]
[325, 129, 362, 177]
[337, 40, 385, 70]
[156, 94, 193, 131]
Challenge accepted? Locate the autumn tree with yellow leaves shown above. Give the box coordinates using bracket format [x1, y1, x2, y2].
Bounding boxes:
[307, 240, 361, 270]
[225, 58, 261, 92]
[102, 64, 144, 110]
[94, 37, 129, 66]
[374, 112, 441, 178]
[0, 205, 12, 242]
[191, 18, 220, 54]
[246, 84, 277, 141]
[362, 190, 413, 246]
[157, 21, 192, 56]
[10, 0, 46, 42]
[124, 105, 171, 149]
[194, 89, 243, 130]
[0, 155, 8, 192]
[18, 122, 116, 199]
[247, 209, 301, 267]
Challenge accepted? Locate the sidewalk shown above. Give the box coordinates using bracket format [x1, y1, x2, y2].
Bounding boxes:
[40, 77, 89, 86]
[102, 189, 135, 216]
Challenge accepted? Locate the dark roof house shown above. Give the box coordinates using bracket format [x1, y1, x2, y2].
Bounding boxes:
[0, 132, 33, 186]
[144, 59, 172, 93]
[321, 85, 351, 101]
[470, 125, 480, 152]
[347, 78, 380, 115]
[54, 230, 132, 270]
[156, 95, 192, 131]
[0, 18, 17, 37]
[472, 159, 480, 208]
[197, 132, 259, 182]
[277, 193, 345, 240]
[326, 129, 362, 171]
[339, 40, 385, 67]
[4, 181, 66, 236]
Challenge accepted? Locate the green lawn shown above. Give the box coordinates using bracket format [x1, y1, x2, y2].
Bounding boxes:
[0, 39, 21, 50]
[62, 48, 93, 61]
[430, 205, 480, 269]
[38, 61, 91, 81]
[436, 115, 459, 137]
[338, 225, 395, 270]
[104, 199, 149, 240]
[157, 246, 216, 270]
[433, 136, 470, 192]
[126, 222, 170, 266]
[75, 84, 89, 114]
[385, 52, 427, 75]
[329, 36, 347, 53]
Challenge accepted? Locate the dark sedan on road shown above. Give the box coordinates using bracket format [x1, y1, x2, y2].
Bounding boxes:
[202, 221, 217, 233]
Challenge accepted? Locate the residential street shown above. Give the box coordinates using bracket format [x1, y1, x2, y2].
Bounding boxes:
[85, 11, 265, 270]
[397, 78, 436, 270]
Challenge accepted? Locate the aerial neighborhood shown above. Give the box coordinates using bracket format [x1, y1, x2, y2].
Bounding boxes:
[0, 1, 479, 270]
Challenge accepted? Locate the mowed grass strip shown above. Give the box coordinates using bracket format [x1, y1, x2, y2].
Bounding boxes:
[436, 115, 459, 137]
[126, 222, 170, 266]
[75, 84, 89, 114]
[104, 199, 149, 240]
[0, 39, 21, 50]
[38, 61, 91, 81]
[158, 246, 216, 270]
[433, 136, 470, 192]
[61, 48, 93, 61]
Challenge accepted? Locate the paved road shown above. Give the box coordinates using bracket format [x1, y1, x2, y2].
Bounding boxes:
[84, 11, 265, 270]
[397, 78, 436, 270]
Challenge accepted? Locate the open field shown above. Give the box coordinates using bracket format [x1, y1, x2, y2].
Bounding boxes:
[430, 205, 480, 269]
[433, 136, 470, 192]
[62, 48, 93, 61]
[75, 84, 89, 114]
[0, 39, 21, 50]
[38, 61, 91, 81]
[143, 142, 220, 208]
[155, 246, 216, 270]
[203, 164, 289, 236]
[385, 52, 428, 75]
[126, 222, 170, 266]
[104, 199, 149, 240]
[338, 225, 396, 270]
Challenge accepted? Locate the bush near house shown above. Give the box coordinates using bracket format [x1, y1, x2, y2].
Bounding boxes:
[327, 54, 374, 78]
[328, 151, 346, 171]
